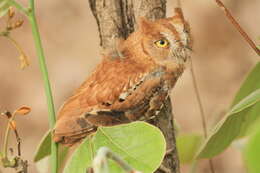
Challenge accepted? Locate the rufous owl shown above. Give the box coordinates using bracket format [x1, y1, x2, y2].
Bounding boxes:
[53, 9, 192, 146]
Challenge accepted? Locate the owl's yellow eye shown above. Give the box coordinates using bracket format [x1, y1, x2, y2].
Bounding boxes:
[155, 39, 169, 48]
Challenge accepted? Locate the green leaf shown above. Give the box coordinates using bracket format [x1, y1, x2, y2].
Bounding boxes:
[244, 125, 260, 173]
[34, 130, 68, 170]
[232, 62, 260, 106]
[36, 157, 50, 173]
[63, 139, 93, 173]
[177, 134, 202, 164]
[231, 62, 260, 137]
[197, 89, 260, 158]
[58, 146, 69, 170]
[0, 0, 10, 17]
[64, 122, 166, 173]
[34, 130, 52, 162]
[35, 147, 69, 173]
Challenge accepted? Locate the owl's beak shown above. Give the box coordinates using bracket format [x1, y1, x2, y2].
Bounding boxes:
[185, 45, 193, 51]
[170, 47, 191, 64]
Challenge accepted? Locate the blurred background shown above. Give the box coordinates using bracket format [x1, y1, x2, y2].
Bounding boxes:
[0, 0, 259, 172]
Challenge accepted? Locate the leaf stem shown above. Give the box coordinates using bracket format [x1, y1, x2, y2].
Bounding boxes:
[26, 0, 58, 172]
[2, 0, 58, 172]
[3, 121, 11, 159]
[190, 60, 208, 138]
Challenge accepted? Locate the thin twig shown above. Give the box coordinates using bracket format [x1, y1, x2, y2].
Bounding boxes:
[213, 0, 260, 56]
[190, 60, 215, 173]
[0, 111, 28, 172]
[13, 129, 21, 156]
[209, 159, 215, 173]
[1, 111, 21, 157]
[190, 60, 207, 138]
[175, 0, 216, 171]
[2, 111, 13, 159]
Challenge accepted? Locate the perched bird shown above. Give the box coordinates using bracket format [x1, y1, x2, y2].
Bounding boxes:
[53, 9, 192, 146]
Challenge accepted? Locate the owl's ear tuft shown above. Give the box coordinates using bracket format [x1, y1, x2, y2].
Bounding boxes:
[138, 17, 153, 34]
[173, 8, 184, 21]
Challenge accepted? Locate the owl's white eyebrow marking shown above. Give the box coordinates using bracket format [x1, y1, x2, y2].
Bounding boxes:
[161, 21, 189, 48]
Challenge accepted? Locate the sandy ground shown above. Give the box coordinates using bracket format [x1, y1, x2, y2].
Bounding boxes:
[0, 0, 259, 172]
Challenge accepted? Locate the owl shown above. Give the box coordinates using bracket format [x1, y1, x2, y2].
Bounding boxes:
[53, 9, 192, 146]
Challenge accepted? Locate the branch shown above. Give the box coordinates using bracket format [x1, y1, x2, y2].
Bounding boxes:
[213, 0, 260, 56]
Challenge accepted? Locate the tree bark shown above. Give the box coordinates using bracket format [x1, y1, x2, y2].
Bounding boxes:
[88, 0, 180, 173]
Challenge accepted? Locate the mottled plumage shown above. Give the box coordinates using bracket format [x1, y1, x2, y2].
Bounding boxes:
[53, 9, 192, 146]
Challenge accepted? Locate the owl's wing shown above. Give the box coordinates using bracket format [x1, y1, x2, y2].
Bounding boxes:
[53, 58, 162, 145]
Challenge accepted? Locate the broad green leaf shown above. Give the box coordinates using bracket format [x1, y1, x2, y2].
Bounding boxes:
[64, 122, 166, 173]
[35, 147, 68, 173]
[197, 89, 260, 158]
[244, 125, 260, 173]
[93, 122, 166, 173]
[36, 157, 50, 173]
[231, 62, 260, 137]
[241, 118, 260, 139]
[58, 145, 69, 170]
[177, 134, 202, 164]
[34, 130, 69, 170]
[64, 139, 93, 173]
[0, 0, 9, 17]
[34, 130, 51, 162]
[227, 89, 260, 114]
[232, 62, 260, 106]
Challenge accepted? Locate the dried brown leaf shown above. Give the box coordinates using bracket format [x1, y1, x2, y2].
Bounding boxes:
[19, 54, 29, 69]
[13, 20, 23, 29]
[8, 7, 14, 18]
[15, 106, 31, 116]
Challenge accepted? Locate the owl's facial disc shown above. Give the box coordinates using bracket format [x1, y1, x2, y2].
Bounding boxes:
[138, 17, 192, 65]
[157, 33, 189, 64]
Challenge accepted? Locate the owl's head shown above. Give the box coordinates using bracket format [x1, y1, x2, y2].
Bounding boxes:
[135, 9, 192, 66]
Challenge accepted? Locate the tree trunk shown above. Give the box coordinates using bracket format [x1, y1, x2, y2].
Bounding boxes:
[88, 0, 180, 172]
